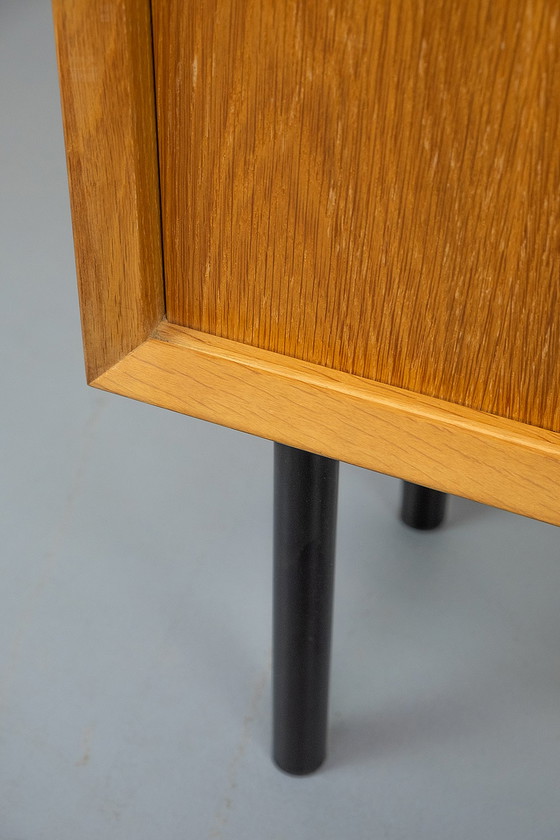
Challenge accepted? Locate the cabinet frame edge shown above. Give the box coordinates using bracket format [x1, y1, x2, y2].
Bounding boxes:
[52, 0, 164, 382]
[92, 320, 560, 526]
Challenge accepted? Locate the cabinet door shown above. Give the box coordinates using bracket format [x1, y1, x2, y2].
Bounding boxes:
[153, 0, 560, 431]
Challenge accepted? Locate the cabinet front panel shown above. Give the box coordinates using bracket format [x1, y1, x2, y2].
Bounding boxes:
[153, 0, 560, 431]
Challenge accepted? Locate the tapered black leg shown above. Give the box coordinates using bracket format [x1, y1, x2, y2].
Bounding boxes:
[273, 443, 339, 775]
[401, 481, 447, 530]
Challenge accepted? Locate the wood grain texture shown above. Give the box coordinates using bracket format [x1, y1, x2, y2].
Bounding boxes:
[153, 0, 560, 431]
[53, 0, 164, 382]
[93, 320, 560, 526]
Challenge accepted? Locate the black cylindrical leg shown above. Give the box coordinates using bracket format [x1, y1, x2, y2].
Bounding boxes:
[401, 481, 447, 530]
[273, 443, 339, 775]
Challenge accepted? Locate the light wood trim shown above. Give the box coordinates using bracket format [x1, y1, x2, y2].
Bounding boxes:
[93, 320, 560, 526]
[52, 0, 164, 382]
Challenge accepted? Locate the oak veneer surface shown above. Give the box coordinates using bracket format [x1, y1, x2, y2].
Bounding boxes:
[53, 0, 164, 382]
[92, 319, 560, 526]
[152, 0, 560, 432]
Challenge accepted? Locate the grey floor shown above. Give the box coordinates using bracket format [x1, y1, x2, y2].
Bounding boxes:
[2, 2, 560, 837]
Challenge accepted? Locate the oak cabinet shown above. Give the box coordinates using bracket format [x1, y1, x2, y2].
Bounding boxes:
[53, 0, 560, 773]
[53, 0, 560, 526]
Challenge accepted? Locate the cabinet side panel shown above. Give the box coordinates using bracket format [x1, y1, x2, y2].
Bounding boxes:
[53, 0, 164, 381]
[153, 0, 560, 431]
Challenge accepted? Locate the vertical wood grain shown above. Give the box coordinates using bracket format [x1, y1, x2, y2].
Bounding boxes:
[53, 0, 164, 382]
[153, 0, 560, 431]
